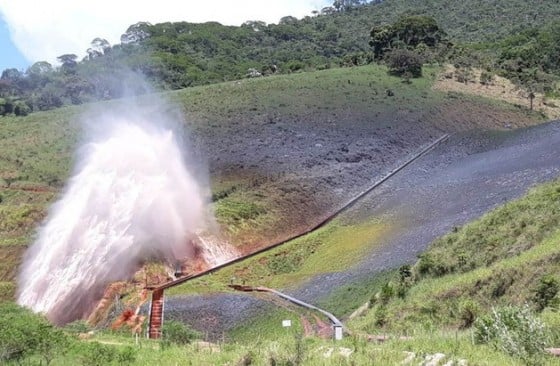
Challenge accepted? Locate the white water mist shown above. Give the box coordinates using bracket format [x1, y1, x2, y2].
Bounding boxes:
[18, 115, 208, 324]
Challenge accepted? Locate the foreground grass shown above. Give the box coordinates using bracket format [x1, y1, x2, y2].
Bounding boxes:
[43, 328, 542, 366]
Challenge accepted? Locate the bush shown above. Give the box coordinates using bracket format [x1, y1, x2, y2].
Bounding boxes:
[474, 305, 549, 364]
[533, 275, 559, 311]
[77, 342, 117, 366]
[0, 303, 69, 365]
[455, 67, 473, 83]
[374, 305, 388, 327]
[415, 253, 449, 278]
[116, 346, 136, 365]
[458, 299, 480, 329]
[13, 101, 31, 116]
[162, 320, 200, 346]
[385, 49, 423, 77]
[73, 341, 136, 366]
[480, 70, 495, 85]
[284, 60, 305, 73]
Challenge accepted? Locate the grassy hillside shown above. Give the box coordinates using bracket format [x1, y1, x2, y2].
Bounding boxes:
[4, 0, 560, 115]
[352, 178, 560, 329]
[341, 178, 560, 363]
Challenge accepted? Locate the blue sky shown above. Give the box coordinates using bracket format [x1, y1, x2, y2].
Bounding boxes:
[0, 16, 28, 72]
[0, 1, 330, 72]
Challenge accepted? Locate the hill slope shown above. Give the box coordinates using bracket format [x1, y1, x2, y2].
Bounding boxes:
[0, 64, 545, 301]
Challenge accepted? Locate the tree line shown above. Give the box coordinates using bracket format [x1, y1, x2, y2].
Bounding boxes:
[1, 0, 560, 116]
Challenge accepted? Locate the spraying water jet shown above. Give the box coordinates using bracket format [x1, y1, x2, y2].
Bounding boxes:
[17, 110, 235, 325]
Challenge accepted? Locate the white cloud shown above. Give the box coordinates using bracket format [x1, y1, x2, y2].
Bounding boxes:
[0, 0, 331, 65]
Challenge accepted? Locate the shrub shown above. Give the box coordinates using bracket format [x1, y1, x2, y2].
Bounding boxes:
[77, 342, 117, 366]
[285, 60, 305, 73]
[73, 341, 136, 366]
[374, 305, 388, 327]
[268, 332, 306, 366]
[0, 303, 69, 365]
[458, 299, 480, 329]
[116, 346, 136, 365]
[455, 68, 473, 83]
[385, 49, 423, 77]
[533, 275, 559, 311]
[162, 320, 200, 346]
[474, 305, 549, 364]
[480, 70, 495, 85]
[378, 282, 395, 304]
[13, 101, 31, 116]
[415, 253, 449, 278]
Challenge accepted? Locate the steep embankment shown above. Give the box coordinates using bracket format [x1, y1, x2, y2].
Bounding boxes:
[164, 120, 560, 338]
[347, 156, 560, 342]
[0, 65, 546, 302]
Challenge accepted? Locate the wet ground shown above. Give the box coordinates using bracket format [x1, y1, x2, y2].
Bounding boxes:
[166, 120, 560, 339]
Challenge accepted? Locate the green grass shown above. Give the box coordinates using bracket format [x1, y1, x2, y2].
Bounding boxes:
[167, 217, 389, 296]
[170, 65, 444, 123]
[346, 179, 560, 346]
[41, 326, 548, 365]
[416, 179, 560, 278]
[350, 230, 560, 333]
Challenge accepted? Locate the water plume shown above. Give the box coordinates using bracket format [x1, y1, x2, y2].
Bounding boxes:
[17, 109, 212, 325]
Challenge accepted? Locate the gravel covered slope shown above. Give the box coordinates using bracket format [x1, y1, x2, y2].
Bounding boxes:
[165, 120, 560, 338]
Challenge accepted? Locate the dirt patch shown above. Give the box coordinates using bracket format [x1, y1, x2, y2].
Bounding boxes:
[434, 65, 560, 120]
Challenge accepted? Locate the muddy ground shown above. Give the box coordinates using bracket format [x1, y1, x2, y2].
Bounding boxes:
[166, 119, 560, 339]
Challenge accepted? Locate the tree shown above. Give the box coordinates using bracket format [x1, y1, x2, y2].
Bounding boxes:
[370, 16, 448, 60]
[27, 61, 53, 75]
[332, 0, 363, 12]
[242, 20, 267, 32]
[1, 68, 23, 83]
[370, 26, 394, 59]
[0, 68, 25, 95]
[26, 61, 53, 89]
[391, 16, 446, 48]
[120, 21, 152, 44]
[57, 54, 78, 74]
[34, 85, 63, 110]
[279, 16, 298, 25]
[87, 38, 111, 59]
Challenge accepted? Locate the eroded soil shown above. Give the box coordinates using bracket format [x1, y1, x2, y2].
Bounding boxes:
[166, 103, 560, 338]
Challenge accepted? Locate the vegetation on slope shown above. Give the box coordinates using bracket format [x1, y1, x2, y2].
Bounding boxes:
[0, 299, 541, 365]
[2, 0, 560, 114]
[346, 179, 560, 363]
